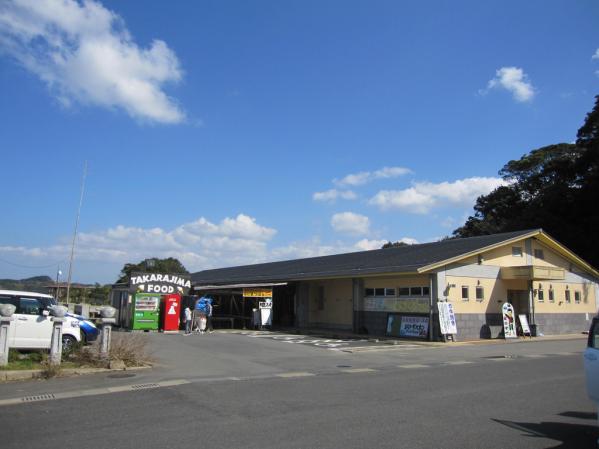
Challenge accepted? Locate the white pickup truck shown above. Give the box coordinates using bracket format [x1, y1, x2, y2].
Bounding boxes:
[584, 315, 599, 447]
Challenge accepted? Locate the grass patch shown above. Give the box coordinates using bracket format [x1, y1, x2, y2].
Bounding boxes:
[65, 332, 153, 368]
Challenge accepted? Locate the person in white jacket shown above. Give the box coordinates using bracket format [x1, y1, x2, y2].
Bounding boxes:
[183, 306, 192, 335]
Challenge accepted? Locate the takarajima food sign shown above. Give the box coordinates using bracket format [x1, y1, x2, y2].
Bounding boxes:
[129, 272, 191, 295]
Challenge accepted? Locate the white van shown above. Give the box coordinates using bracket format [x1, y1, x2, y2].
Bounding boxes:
[0, 290, 82, 350]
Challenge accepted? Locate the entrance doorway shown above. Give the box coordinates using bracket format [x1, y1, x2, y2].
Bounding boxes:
[507, 290, 530, 315]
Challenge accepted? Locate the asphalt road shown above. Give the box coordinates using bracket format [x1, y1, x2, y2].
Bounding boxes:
[1, 333, 597, 449]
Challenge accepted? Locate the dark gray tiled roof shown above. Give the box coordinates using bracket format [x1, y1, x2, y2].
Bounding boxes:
[191, 229, 537, 285]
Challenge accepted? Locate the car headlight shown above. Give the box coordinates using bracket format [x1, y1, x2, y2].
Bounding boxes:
[71, 321, 80, 328]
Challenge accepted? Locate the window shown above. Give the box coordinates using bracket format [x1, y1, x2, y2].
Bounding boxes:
[534, 249, 544, 260]
[565, 289, 571, 304]
[575, 291, 581, 304]
[512, 247, 523, 257]
[18, 298, 41, 315]
[399, 287, 410, 296]
[410, 287, 422, 296]
[422, 286, 430, 296]
[548, 288, 554, 303]
[475, 286, 484, 301]
[537, 289, 544, 302]
[0, 296, 18, 308]
[461, 286, 469, 301]
[366, 287, 397, 297]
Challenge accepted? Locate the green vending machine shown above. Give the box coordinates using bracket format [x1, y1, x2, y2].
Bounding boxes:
[132, 293, 160, 330]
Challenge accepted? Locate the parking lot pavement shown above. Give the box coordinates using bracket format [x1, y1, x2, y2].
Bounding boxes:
[0, 330, 589, 403]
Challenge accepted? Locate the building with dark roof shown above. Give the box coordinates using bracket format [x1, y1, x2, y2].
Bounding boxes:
[191, 229, 599, 340]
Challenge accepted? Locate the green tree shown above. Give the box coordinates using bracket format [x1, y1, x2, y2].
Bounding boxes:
[381, 241, 410, 249]
[453, 95, 599, 267]
[116, 257, 189, 283]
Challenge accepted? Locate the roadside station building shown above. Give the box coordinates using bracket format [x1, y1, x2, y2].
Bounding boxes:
[191, 229, 599, 340]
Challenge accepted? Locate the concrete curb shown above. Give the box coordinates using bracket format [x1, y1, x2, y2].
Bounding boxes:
[0, 364, 152, 382]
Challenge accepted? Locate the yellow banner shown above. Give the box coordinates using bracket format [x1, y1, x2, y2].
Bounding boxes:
[243, 287, 273, 298]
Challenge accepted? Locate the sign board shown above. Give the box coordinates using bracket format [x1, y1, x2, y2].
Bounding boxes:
[130, 272, 191, 295]
[243, 288, 273, 298]
[502, 302, 517, 339]
[387, 314, 429, 339]
[438, 302, 458, 335]
[518, 314, 531, 336]
[259, 298, 273, 326]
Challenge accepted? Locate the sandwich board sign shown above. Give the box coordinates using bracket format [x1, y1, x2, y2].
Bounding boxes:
[518, 314, 532, 337]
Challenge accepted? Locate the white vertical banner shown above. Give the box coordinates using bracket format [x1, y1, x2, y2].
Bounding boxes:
[437, 302, 457, 335]
[502, 303, 517, 339]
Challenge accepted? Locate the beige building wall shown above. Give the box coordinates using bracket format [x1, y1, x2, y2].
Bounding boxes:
[482, 244, 528, 267]
[307, 279, 353, 326]
[443, 237, 597, 315]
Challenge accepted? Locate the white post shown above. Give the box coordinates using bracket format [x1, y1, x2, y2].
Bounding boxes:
[0, 304, 16, 367]
[98, 307, 117, 358]
[49, 306, 68, 365]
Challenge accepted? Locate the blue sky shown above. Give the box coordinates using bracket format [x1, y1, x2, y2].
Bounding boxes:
[1, 0, 598, 284]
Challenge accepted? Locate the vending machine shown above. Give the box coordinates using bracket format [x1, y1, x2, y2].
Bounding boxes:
[132, 293, 160, 330]
[162, 294, 181, 332]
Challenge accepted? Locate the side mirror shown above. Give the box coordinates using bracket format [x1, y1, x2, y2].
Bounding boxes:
[42, 310, 50, 317]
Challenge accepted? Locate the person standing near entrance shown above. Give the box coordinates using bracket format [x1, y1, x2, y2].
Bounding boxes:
[184, 306, 192, 335]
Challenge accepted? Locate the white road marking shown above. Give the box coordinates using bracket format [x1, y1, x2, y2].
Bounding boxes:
[276, 372, 315, 378]
[444, 360, 474, 365]
[340, 368, 377, 374]
[398, 364, 429, 369]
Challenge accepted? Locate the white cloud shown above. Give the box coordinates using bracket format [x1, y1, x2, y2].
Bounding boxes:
[484, 67, 535, 102]
[0, 214, 277, 276]
[592, 48, 599, 60]
[334, 166, 411, 187]
[353, 239, 388, 251]
[370, 177, 506, 214]
[0, 0, 185, 123]
[312, 189, 357, 202]
[330, 212, 370, 236]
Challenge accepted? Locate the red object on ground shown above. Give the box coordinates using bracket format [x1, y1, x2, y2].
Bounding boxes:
[162, 294, 181, 331]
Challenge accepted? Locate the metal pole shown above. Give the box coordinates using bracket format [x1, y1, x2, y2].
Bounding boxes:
[55, 268, 61, 302]
[66, 161, 87, 305]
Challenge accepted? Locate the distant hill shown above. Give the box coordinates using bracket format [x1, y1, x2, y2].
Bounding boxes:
[0, 276, 54, 294]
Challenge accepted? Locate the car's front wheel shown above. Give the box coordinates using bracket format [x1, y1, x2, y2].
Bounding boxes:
[62, 335, 77, 352]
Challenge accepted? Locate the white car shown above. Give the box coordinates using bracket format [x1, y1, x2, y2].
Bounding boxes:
[584, 315, 599, 447]
[0, 290, 82, 350]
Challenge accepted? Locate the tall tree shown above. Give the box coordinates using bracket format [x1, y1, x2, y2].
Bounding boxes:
[117, 257, 189, 283]
[454, 95, 599, 268]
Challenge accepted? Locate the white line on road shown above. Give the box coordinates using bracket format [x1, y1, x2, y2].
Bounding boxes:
[397, 364, 429, 369]
[340, 368, 377, 374]
[276, 372, 316, 378]
[444, 361, 475, 365]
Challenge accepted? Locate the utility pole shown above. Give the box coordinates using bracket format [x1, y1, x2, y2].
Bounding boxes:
[66, 161, 87, 306]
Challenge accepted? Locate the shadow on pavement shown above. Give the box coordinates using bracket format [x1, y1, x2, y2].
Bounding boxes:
[493, 415, 598, 449]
